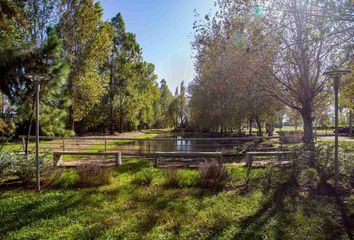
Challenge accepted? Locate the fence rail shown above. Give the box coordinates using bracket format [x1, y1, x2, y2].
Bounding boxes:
[8, 135, 281, 157]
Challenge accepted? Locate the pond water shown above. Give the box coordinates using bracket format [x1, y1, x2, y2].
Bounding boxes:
[116, 133, 244, 154]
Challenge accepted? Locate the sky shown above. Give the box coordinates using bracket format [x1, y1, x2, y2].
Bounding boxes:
[100, 0, 216, 92]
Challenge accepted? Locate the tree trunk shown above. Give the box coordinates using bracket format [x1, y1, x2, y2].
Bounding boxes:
[67, 73, 75, 132]
[301, 108, 314, 144]
[68, 105, 75, 132]
[237, 126, 242, 136]
[109, 67, 114, 135]
[249, 119, 252, 136]
[349, 110, 353, 136]
[255, 117, 262, 136]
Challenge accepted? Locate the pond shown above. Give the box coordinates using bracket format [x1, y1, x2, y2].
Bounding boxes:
[115, 133, 246, 154]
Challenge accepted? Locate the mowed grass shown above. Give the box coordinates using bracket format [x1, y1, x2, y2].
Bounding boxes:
[0, 160, 352, 240]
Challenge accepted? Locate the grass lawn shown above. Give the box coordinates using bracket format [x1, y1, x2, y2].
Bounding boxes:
[0, 160, 352, 240]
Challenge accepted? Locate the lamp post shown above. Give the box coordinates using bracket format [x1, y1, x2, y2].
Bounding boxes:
[323, 69, 350, 191]
[24, 74, 50, 192]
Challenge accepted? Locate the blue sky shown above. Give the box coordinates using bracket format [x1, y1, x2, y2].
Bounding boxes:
[100, 0, 216, 92]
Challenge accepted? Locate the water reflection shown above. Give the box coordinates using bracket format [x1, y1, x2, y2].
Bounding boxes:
[114, 133, 240, 154]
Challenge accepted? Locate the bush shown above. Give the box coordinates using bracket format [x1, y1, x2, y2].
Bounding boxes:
[162, 169, 200, 188]
[197, 162, 229, 190]
[177, 169, 199, 187]
[76, 164, 112, 187]
[163, 169, 179, 188]
[0, 152, 14, 176]
[0, 152, 43, 183]
[131, 168, 155, 186]
[52, 169, 79, 189]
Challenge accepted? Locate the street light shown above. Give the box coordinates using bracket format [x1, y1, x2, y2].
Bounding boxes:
[323, 69, 351, 191]
[24, 73, 50, 192]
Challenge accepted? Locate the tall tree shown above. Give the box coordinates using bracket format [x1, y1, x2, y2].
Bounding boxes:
[261, 0, 353, 144]
[340, 64, 354, 135]
[60, 0, 113, 131]
[178, 81, 188, 127]
[102, 13, 161, 133]
[156, 79, 174, 128]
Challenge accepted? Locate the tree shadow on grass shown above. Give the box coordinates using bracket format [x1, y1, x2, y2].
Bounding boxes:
[107, 185, 204, 237]
[0, 189, 94, 237]
[231, 177, 298, 240]
[113, 159, 151, 175]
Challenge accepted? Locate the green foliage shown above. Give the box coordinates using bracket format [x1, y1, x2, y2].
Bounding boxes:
[60, 0, 113, 127]
[163, 168, 199, 188]
[131, 168, 155, 186]
[0, 152, 43, 183]
[177, 169, 199, 187]
[340, 64, 354, 111]
[0, 151, 16, 176]
[0, 0, 27, 32]
[1, 2, 171, 136]
[0, 22, 71, 138]
[53, 169, 79, 189]
[99, 13, 165, 133]
[0, 93, 15, 137]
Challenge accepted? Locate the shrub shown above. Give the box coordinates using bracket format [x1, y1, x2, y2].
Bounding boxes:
[163, 169, 179, 188]
[177, 169, 199, 187]
[162, 169, 200, 188]
[0, 152, 43, 183]
[132, 168, 155, 186]
[52, 169, 79, 189]
[197, 162, 229, 190]
[76, 164, 112, 187]
[0, 152, 14, 176]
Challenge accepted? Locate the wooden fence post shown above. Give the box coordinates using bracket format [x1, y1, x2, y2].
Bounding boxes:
[237, 140, 240, 155]
[154, 154, 158, 167]
[22, 137, 25, 152]
[115, 152, 122, 165]
[62, 140, 65, 151]
[104, 140, 107, 159]
[218, 155, 223, 167]
[148, 140, 151, 156]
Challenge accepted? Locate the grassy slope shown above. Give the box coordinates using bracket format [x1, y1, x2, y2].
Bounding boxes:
[0, 160, 352, 240]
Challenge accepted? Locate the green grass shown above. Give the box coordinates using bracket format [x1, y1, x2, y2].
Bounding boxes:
[0, 140, 54, 152]
[316, 138, 354, 144]
[0, 160, 352, 240]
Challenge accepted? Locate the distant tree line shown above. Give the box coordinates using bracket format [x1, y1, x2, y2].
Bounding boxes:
[0, 0, 184, 138]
